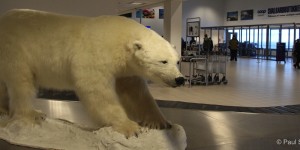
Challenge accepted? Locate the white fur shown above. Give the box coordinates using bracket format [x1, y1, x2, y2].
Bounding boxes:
[0, 9, 183, 137]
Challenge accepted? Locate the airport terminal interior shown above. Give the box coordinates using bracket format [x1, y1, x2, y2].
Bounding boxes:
[1, 0, 300, 150]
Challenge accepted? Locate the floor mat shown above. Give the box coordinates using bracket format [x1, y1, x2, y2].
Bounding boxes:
[156, 100, 300, 114]
[38, 89, 300, 114]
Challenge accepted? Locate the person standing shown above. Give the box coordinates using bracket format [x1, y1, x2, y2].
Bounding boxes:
[229, 35, 239, 61]
[203, 34, 210, 54]
[208, 37, 213, 52]
[293, 39, 300, 69]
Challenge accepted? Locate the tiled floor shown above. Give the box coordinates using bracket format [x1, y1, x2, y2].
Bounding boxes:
[149, 57, 300, 107]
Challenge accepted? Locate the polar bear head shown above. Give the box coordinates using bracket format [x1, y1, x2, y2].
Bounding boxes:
[128, 30, 184, 87]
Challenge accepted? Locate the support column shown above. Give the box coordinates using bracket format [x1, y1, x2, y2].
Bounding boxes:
[164, 0, 182, 56]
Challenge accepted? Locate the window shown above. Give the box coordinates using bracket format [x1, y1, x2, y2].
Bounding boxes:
[227, 26, 299, 50]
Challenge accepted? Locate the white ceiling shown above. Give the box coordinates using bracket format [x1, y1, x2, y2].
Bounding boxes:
[117, 0, 165, 13]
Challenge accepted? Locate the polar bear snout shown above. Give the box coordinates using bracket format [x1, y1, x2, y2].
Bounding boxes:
[175, 77, 185, 86]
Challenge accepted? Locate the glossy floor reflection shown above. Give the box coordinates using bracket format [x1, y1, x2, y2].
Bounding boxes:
[1, 99, 300, 150]
[149, 58, 300, 107]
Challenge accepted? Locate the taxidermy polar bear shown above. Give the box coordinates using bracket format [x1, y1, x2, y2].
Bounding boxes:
[0, 9, 184, 137]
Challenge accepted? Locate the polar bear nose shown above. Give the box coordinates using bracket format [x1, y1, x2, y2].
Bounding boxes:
[175, 77, 185, 86]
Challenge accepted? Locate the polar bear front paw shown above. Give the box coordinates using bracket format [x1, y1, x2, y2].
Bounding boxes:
[31, 109, 47, 123]
[113, 120, 141, 138]
[140, 117, 172, 130]
[0, 108, 8, 116]
[12, 109, 46, 124]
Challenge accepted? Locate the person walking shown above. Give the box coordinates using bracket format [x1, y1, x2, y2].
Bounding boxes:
[293, 39, 300, 69]
[229, 35, 239, 61]
[203, 34, 210, 54]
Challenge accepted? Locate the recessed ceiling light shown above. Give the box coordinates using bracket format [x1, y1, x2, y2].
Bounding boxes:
[131, 2, 144, 5]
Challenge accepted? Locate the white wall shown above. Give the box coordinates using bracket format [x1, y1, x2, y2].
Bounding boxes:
[0, 0, 118, 16]
[132, 6, 164, 36]
[224, 0, 300, 25]
[182, 0, 225, 44]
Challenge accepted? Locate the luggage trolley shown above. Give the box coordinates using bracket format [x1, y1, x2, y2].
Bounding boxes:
[206, 54, 216, 84]
[182, 54, 228, 87]
[208, 54, 228, 85]
[187, 57, 208, 87]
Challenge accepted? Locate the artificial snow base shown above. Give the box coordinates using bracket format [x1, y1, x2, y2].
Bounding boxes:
[0, 115, 187, 150]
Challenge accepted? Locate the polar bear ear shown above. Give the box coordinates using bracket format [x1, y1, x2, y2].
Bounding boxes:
[132, 41, 143, 51]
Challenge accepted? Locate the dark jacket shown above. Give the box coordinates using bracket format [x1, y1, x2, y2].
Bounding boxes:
[229, 38, 239, 50]
[294, 41, 300, 57]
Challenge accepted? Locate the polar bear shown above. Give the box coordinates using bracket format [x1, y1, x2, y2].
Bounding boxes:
[0, 9, 184, 137]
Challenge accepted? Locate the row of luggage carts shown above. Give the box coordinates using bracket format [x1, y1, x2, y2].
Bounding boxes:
[181, 53, 228, 87]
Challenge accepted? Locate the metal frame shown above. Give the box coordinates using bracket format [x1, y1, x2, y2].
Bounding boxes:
[185, 17, 201, 54]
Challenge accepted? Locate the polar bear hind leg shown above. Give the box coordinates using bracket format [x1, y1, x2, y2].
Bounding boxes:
[5, 70, 46, 124]
[116, 76, 172, 130]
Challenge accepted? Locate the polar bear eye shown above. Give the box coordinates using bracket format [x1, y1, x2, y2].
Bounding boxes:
[160, 60, 168, 64]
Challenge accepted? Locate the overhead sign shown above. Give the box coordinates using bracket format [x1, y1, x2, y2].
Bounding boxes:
[268, 5, 300, 17]
[257, 5, 300, 18]
[257, 9, 267, 17]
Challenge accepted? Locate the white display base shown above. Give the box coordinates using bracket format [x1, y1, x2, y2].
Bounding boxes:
[0, 115, 187, 150]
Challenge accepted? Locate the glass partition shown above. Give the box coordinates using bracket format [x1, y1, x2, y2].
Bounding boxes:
[201, 23, 299, 60]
